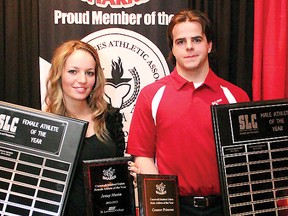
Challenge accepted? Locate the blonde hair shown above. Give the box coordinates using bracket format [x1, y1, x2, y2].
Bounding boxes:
[45, 40, 110, 141]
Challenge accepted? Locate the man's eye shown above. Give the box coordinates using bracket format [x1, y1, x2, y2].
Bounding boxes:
[193, 38, 202, 43]
[176, 40, 184, 45]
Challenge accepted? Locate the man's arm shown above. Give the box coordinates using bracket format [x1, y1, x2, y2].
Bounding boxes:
[135, 156, 158, 174]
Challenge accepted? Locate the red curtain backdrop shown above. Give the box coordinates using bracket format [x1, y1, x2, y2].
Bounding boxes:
[253, 0, 288, 101]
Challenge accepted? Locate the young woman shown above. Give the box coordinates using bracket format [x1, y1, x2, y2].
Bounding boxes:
[45, 40, 125, 215]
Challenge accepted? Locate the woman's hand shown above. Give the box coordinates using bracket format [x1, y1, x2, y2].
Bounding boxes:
[128, 161, 140, 187]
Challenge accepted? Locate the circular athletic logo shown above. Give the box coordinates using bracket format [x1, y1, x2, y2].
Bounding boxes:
[82, 28, 169, 140]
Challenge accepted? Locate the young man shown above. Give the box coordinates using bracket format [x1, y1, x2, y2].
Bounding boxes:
[127, 9, 250, 216]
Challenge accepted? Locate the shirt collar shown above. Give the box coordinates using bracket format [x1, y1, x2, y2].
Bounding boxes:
[204, 68, 221, 91]
[170, 67, 220, 91]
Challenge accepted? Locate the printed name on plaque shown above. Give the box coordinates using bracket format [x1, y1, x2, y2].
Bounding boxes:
[211, 99, 288, 216]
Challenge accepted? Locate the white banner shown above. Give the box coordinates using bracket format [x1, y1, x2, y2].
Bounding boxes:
[39, 0, 188, 141]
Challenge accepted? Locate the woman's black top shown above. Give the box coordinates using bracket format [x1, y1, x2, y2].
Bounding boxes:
[64, 106, 125, 216]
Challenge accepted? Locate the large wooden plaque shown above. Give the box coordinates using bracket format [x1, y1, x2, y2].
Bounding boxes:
[211, 99, 288, 216]
[0, 101, 87, 215]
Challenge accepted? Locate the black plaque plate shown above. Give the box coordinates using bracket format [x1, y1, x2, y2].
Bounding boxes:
[83, 156, 135, 216]
[137, 174, 180, 216]
[0, 100, 88, 215]
[211, 99, 288, 216]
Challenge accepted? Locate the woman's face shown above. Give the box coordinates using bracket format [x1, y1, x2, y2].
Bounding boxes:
[61, 49, 96, 104]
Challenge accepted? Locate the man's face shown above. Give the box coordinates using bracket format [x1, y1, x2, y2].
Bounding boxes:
[172, 21, 212, 75]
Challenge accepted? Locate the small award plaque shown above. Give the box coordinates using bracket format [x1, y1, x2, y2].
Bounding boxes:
[137, 174, 180, 216]
[83, 156, 135, 216]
